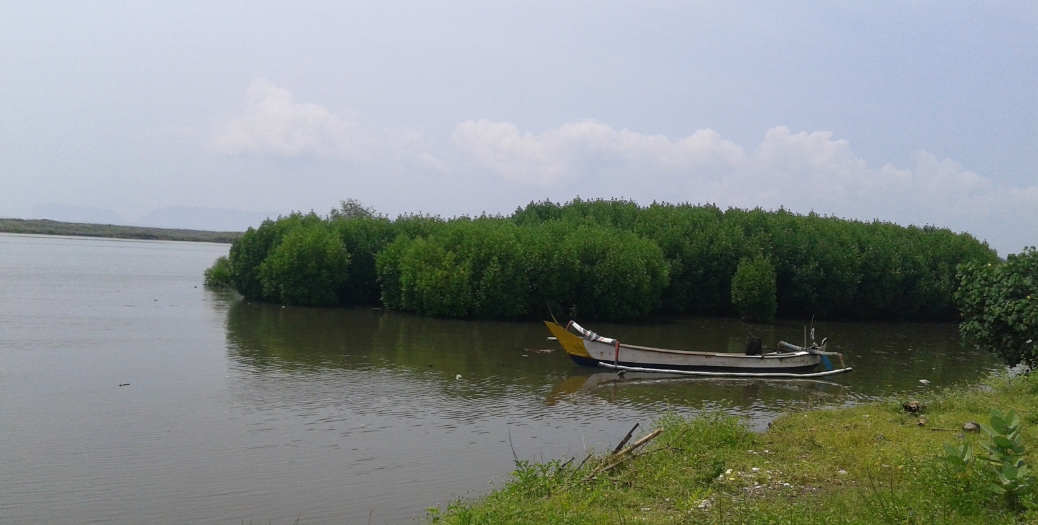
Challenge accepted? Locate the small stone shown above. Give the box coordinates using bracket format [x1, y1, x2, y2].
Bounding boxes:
[697, 499, 712, 510]
[837, 469, 848, 476]
[751, 467, 760, 472]
[917, 417, 927, 426]
[902, 400, 923, 413]
[919, 379, 931, 385]
[455, 374, 462, 380]
[963, 422, 980, 432]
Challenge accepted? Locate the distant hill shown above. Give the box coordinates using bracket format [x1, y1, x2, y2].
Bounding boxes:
[135, 206, 276, 231]
[0, 218, 242, 243]
[31, 203, 126, 225]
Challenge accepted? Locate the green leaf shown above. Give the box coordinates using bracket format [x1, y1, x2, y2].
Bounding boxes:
[991, 412, 1011, 435]
[994, 436, 1015, 450]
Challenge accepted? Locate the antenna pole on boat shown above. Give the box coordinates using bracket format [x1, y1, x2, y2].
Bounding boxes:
[546, 303, 560, 324]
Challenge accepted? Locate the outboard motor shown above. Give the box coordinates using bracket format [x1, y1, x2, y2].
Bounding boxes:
[744, 337, 762, 355]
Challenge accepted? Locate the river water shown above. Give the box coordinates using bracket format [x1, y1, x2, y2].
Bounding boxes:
[0, 233, 1000, 523]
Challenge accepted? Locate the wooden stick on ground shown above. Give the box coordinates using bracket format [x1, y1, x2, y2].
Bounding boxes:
[584, 428, 663, 481]
[612, 423, 640, 454]
[574, 453, 593, 472]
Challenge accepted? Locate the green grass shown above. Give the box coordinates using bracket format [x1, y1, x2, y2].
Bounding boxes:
[435, 372, 1038, 524]
[0, 218, 241, 243]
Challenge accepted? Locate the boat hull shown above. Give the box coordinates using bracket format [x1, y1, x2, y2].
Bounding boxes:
[566, 353, 822, 373]
[546, 321, 822, 372]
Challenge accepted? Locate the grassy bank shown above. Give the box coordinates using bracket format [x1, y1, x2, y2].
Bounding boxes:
[435, 372, 1038, 524]
[0, 218, 241, 243]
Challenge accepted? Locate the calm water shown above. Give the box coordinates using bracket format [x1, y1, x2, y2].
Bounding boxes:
[0, 233, 1000, 523]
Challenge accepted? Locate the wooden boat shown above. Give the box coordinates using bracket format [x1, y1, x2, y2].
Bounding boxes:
[545, 320, 852, 378]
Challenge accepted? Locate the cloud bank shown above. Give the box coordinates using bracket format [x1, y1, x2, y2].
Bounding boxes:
[452, 119, 1036, 254]
[212, 79, 367, 159]
[211, 81, 1036, 255]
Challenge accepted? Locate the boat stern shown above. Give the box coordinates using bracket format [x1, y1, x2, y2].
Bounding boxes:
[544, 321, 593, 362]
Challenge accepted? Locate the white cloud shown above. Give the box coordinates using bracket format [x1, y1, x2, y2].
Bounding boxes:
[211, 79, 367, 159]
[207, 82, 1034, 255]
[450, 119, 1038, 255]
[451, 119, 744, 186]
[211, 79, 450, 176]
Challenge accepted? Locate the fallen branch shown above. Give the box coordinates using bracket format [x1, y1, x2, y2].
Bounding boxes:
[612, 423, 640, 454]
[559, 456, 575, 470]
[574, 453, 593, 473]
[584, 428, 663, 481]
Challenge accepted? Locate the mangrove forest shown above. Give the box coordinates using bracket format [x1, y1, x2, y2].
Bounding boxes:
[205, 199, 1004, 323]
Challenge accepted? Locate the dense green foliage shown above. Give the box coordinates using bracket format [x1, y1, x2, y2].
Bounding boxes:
[208, 198, 998, 321]
[513, 199, 998, 320]
[258, 222, 350, 306]
[731, 254, 777, 322]
[203, 256, 233, 288]
[956, 247, 1038, 367]
[375, 220, 668, 320]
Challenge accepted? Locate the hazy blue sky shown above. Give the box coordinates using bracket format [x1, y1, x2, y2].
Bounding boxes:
[2, 1, 1035, 254]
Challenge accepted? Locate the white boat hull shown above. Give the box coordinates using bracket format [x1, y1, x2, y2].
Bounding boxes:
[546, 321, 832, 373]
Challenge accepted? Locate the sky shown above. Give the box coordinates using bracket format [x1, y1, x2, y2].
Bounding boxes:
[1, 1, 1035, 254]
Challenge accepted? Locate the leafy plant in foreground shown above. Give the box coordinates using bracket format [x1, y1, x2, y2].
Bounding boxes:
[982, 410, 1035, 509]
[942, 410, 1036, 511]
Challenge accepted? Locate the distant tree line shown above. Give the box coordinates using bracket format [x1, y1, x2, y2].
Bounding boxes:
[205, 198, 1001, 322]
[0, 218, 241, 243]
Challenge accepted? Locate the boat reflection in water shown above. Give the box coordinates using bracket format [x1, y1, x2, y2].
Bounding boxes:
[544, 370, 849, 410]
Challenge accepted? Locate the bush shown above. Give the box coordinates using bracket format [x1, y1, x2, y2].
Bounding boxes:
[956, 247, 1038, 367]
[227, 213, 323, 301]
[258, 223, 351, 306]
[731, 255, 777, 323]
[331, 216, 396, 304]
[203, 255, 233, 288]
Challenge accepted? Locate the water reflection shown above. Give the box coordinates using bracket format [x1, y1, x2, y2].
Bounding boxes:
[218, 301, 1003, 522]
[224, 302, 1001, 423]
